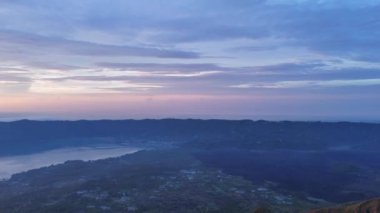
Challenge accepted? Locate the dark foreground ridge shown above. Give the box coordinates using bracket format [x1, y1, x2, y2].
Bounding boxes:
[251, 198, 380, 213]
[307, 198, 380, 213]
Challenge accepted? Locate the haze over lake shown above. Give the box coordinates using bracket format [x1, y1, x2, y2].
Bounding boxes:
[0, 146, 140, 179]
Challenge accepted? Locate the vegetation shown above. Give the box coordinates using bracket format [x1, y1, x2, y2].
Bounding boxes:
[0, 150, 322, 212]
[1, 119, 380, 212]
[1, 119, 380, 156]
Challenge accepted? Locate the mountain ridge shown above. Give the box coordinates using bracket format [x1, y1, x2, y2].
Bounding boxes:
[1, 119, 380, 156]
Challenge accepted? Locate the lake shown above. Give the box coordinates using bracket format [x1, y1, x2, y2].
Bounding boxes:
[0, 146, 141, 179]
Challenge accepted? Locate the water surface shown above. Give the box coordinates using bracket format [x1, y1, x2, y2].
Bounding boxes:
[0, 146, 140, 179]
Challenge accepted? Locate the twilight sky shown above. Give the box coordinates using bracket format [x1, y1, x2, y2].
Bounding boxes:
[0, 0, 380, 121]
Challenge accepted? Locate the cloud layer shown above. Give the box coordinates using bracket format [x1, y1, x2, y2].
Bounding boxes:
[0, 0, 379, 120]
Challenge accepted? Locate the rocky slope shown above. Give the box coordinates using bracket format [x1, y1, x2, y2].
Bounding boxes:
[308, 198, 380, 213]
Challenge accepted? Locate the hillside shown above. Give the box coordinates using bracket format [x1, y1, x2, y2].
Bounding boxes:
[0, 150, 320, 212]
[1, 119, 380, 156]
[308, 198, 380, 213]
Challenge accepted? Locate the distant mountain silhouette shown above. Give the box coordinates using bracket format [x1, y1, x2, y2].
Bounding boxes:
[1, 119, 380, 156]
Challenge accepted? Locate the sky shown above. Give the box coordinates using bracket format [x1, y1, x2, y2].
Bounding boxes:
[0, 0, 380, 121]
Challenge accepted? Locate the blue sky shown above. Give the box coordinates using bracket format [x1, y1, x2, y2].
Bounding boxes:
[0, 0, 379, 121]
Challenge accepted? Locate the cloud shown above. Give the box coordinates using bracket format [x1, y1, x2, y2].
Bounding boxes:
[264, 2, 380, 62]
[251, 62, 327, 73]
[0, 30, 200, 59]
[1, 1, 380, 63]
[0, 70, 31, 93]
[97, 61, 330, 74]
[231, 78, 380, 89]
[29, 79, 163, 94]
[1, 0, 379, 62]
[96, 62, 225, 72]
[43, 71, 222, 82]
[0, 0, 380, 120]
